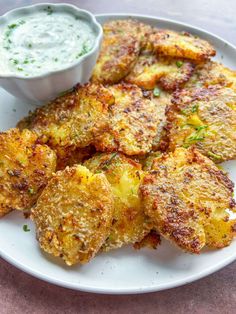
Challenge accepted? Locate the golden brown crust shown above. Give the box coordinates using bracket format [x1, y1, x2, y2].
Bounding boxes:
[103, 19, 153, 47]
[32, 165, 114, 265]
[140, 147, 236, 253]
[133, 229, 161, 250]
[56, 146, 96, 171]
[17, 83, 114, 161]
[92, 19, 153, 84]
[185, 60, 236, 91]
[149, 29, 216, 61]
[150, 91, 172, 152]
[125, 52, 195, 91]
[0, 128, 56, 217]
[166, 86, 236, 162]
[92, 34, 140, 84]
[84, 153, 152, 251]
[95, 83, 162, 155]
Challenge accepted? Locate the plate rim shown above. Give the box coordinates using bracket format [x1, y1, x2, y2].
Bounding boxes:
[1, 13, 236, 295]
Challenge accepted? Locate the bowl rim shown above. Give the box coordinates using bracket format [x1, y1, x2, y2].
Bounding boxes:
[0, 2, 103, 80]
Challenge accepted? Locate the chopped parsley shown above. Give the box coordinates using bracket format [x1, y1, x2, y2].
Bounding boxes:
[176, 60, 183, 68]
[153, 87, 161, 97]
[187, 134, 204, 142]
[191, 104, 199, 113]
[28, 188, 35, 195]
[12, 59, 19, 65]
[183, 124, 208, 148]
[23, 224, 30, 232]
[180, 108, 188, 115]
[28, 43, 32, 48]
[76, 44, 90, 58]
[195, 125, 208, 131]
[44, 6, 53, 15]
[101, 152, 118, 170]
[8, 23, 17, 29]
[208, 151, 221, 160]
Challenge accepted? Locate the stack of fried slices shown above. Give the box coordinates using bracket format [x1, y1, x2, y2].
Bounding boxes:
[1, 20, 236, 266]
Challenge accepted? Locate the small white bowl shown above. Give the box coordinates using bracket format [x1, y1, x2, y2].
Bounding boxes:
[0, 3, 103, 103]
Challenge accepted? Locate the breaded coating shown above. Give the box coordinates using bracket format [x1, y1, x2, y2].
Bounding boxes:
[92, 34, 139, 84]
[56, 146, 96, 171]
[150, 90, 172, 151]
[0, 128, 56, 217]
[149, 29, 216, 61]
[142, 151, 162, 171]
[103, 19, 153, 47]
[140, 147, 236, 253]
[125, 52, 195, 91]
[32, 165, 114, 265]
[84, 153, 151, 251]
[166, 86, 236, 162]
[17, 84, 114, 161]
[185, 60, 236, 91]
[133, 229, 161, 250]
[95, 83, 161, 155]
[92, 19, 153, 84]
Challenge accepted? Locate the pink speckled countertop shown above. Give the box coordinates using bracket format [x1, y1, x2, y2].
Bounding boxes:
[1, 1, 236, 313]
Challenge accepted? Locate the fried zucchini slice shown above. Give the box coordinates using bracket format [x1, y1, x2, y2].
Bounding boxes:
[0, 128, 56, 217]
[84, 153, 151, 251]
[95, 83, 161, 155]
[149, 30, 216, 61]
[17, 84, 114, 160]
[166, 86, 236, 162]
[125, 52, 195, 90]
[92, 34, 140, 84]
[185, 61, 236, 91]
[92, 19, 153, 84]
[140, 147, 236, 253]
[103, 19, 153, 47]
[32, 165, 114, 265]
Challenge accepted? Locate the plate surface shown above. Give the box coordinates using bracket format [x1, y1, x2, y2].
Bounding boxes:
[0, 14, 236, 294]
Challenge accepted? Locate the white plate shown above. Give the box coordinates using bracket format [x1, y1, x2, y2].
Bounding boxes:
[0, 14, 236, 295]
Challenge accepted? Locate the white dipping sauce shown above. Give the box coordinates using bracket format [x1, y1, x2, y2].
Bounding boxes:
[0, 6, 96, 76]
